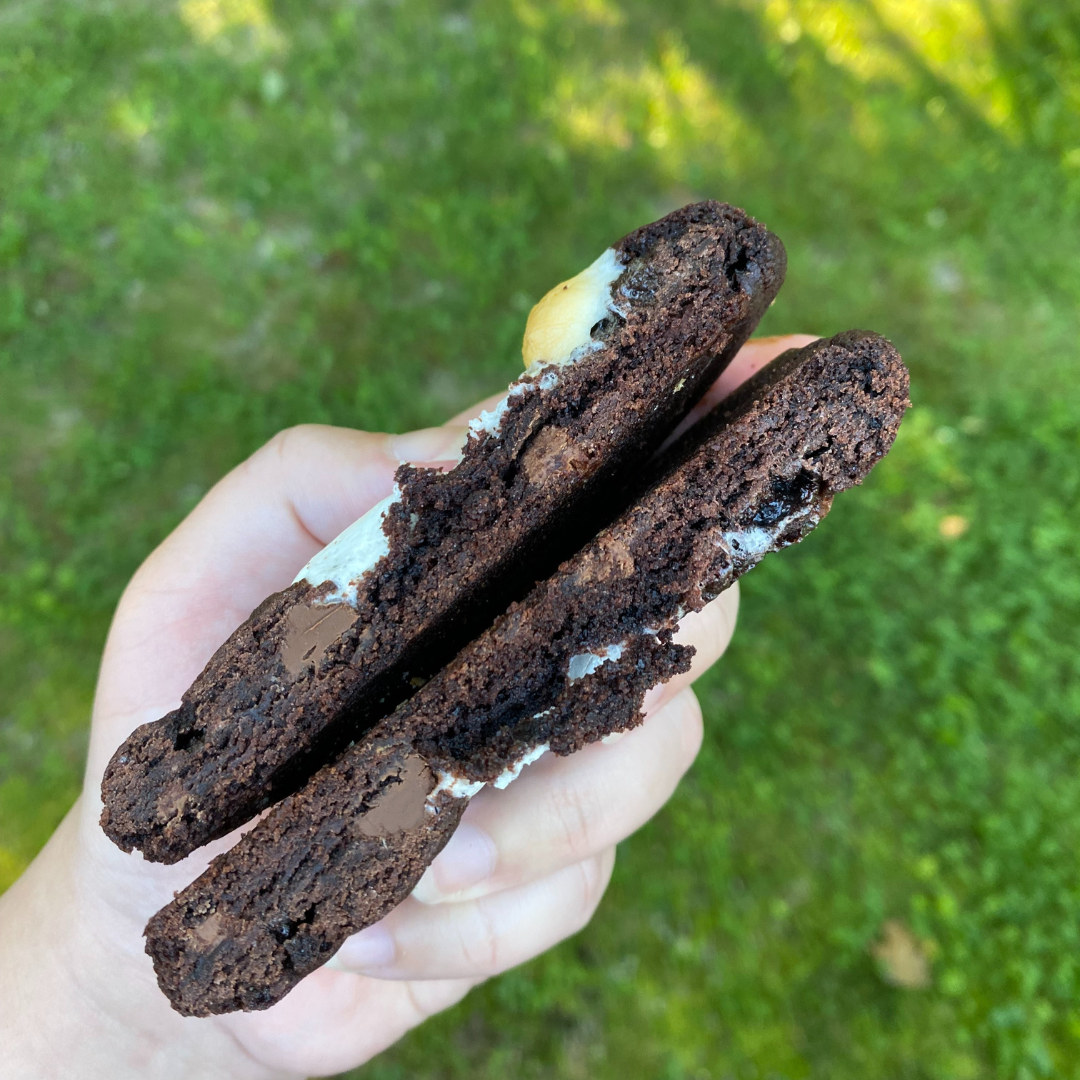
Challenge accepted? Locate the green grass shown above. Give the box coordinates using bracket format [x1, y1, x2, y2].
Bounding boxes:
[2, 1, 1079, 1076]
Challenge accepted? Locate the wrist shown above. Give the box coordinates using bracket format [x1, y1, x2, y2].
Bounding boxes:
[0, 803, 281, 1080]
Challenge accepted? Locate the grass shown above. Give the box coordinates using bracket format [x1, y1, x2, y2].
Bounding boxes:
[1, 0, 1079, 1076]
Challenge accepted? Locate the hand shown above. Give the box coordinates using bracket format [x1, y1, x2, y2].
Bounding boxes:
[0, 335, 815, 1080]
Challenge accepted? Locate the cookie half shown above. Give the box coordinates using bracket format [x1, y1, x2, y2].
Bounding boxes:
[100, 201, 785, 864]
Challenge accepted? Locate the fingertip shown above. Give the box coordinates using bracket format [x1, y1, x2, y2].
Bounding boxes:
[389, 425, 469, 465]
[573, 848, 618, 932]
[706, 333, 819, 407]
[411, 821, 499, 905]
[328, 922, 396, 974]
[677, 582, 740, 661]
[639, 582, 739, 719]
[636, 684, 703, 775]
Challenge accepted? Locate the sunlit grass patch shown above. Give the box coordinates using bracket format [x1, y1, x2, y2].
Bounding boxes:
[179, 0, 285, 55]
[550, 35, 761, 180]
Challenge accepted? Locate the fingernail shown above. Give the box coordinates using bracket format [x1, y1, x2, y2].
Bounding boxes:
[326, 923, 396, 972]
[389, 426, 468, 464]
[411, 821, 498, 904]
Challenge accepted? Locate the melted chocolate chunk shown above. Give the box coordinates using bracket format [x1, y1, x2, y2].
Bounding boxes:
[280, 603, 357, 676]
[356, 756, 434, 837]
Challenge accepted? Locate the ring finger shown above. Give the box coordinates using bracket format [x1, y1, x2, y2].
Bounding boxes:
[331, 848, 616, 981]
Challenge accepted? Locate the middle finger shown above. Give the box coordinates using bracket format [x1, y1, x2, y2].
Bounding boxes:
[410, 684, 706, 908]
[406, 583, 737, 907]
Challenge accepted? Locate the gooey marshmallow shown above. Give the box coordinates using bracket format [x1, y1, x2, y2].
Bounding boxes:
[521, 247, 626, 369]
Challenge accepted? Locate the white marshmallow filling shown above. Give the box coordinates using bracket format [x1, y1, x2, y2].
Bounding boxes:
[293, 486, 400, 607]
[297, 247, 629, 608]
[427, 740, 552, 804]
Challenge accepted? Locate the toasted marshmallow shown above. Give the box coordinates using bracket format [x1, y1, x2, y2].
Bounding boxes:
[522, 248, 625, 369]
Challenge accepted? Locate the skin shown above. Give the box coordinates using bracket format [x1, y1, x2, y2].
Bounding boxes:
[0, 335, 816, 1080]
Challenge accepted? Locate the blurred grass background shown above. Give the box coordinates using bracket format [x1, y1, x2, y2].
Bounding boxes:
[1, 0, 1079, 1076]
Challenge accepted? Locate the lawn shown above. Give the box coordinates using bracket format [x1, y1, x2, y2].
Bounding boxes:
[2, 0, 1079, 1076]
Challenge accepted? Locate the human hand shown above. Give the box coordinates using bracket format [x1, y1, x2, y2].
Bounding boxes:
[0, 335, 815, 1080]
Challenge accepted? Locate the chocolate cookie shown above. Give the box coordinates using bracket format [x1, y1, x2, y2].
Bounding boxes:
[144, 331, 909, 1015]
[101, 202, 786, 865]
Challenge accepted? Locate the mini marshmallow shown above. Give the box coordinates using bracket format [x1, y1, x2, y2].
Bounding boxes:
[567, 642, 624, 682]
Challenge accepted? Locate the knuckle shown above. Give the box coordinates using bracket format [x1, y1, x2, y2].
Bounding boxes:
[265, 423, 319, 461]
[546, 781, 603, 862]
[570, 854, 613, 932]
[247, 425, 302, 478]
[460, 902, 504, 975]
